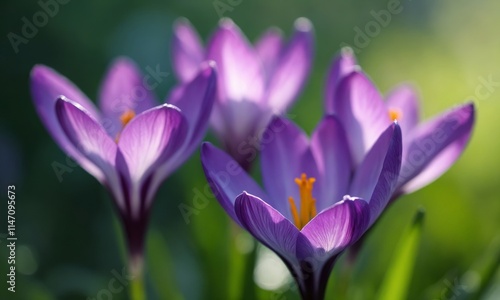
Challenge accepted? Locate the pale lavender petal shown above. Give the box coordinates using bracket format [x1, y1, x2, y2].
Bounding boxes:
[385, 84, 420, 136]
[117, 104, 187, 190]
[402, 134, 470, 195]
[261, 117, 319, 218]
[207, 18, 265, 103]
[172, 18, 205, 82]
[255, 27, 284, 78]
[333, 71, 391, 165]
[325, 47, 358, 113]
[310, 115, 352, 210]
[235, 192, 300, 265]
[55, 97, 124, 210]
[30, 65, 101, 172]
[398, 103, 475, 194]
[98, 57, 158, 137]
[201, 143, 267, 224]
[210, 99, 270, 170]
[167, 61, 217, 167]
[297, 197, 370, 260]
[265, 18, 314, 113]
[209, 98, 268, 141]
[350, 123, 402, 225]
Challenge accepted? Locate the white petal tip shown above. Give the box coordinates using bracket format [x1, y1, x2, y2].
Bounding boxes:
[340, 46, 354, 56]
[219, 17, 235, 28]
[352, 65, 362, 72]
[342, 195, 354, 201]
[267, 26, 284, 36]
[294, 17, 313, 32]
[174, 17, 190, 26]
[161, 103, 182, 113]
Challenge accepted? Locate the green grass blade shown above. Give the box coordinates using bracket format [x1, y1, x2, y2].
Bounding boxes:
[376, 208, 425, 300]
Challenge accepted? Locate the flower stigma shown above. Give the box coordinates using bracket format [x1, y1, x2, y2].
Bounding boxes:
[388, 108, 402, 121]
[288, 173, 317, 230]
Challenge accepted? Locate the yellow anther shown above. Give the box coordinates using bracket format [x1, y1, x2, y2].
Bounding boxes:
[388, 108, 402, 121]
[288, 197, 300, 229]
[288, 173, 317, 230]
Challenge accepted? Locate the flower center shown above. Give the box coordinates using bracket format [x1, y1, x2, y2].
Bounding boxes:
[388, 108, 402, 121]
[115, 109, 136, 142]
[288, 173, 317, 230]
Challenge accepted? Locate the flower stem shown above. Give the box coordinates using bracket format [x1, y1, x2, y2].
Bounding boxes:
[130, 275, 145, 300]
[129, 255, 146, 300]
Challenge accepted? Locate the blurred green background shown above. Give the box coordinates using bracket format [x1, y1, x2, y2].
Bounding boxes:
[1, 0, 500, 299]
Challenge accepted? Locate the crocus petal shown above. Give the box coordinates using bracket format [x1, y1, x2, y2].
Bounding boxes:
[207, 18, 264, 103]
[31, 65, 100, 119]
[98, 57, 158, 137]
[397, 103, 475, 194]
[55, 97, 124, 210]
[148, 63, 216, 212]
[385, 84, 420, 136]
[117, 104, 188, 214]
[350, 123, 402, 225]
[211, 100, 269, 145]
[235, 192, 300, 265]
[172, 18, 205, 82]
[167, 61, 217, 168]
[255, 27, 284, 78]
[324, 47, 358, 113]
[333, 71, 391, 165]
[210, 99, 271, 171]
[310, 115, 352, 210]
[265, 18, 314, 114]
[261, 117, 319, 218]
[201, 143, 267, 225]
[30, 66, 101, 173]
[298, 197, 370, 260]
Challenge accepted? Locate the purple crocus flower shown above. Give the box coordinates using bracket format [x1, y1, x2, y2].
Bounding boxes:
[201, 116, 402, 299]
[30, 58, 216, 273]
[325, 48, 475, 197]
[173, 17, 314, 170]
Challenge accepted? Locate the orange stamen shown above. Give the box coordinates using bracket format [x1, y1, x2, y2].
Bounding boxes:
[115, 109, 136, 142]
[388, 108, 402, 121]
[288, 173, 317, 229]
[288, 197, 300, 229]
[120, 109, 136, 126]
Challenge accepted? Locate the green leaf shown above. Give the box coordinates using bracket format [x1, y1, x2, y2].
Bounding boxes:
[376, 208, 425, 300]
[147, 228, 184, 300]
